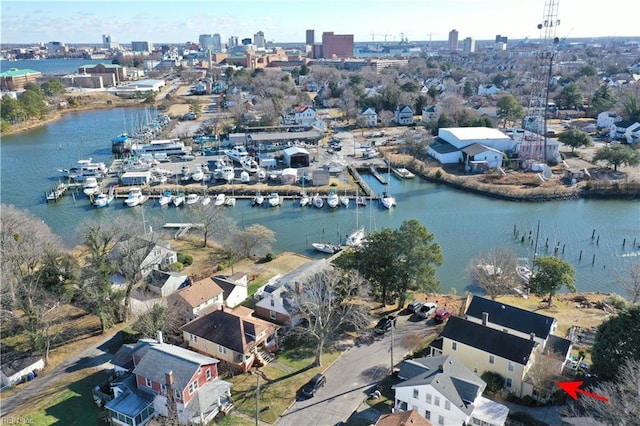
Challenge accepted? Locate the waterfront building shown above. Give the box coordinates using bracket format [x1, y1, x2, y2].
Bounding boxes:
[0, 68, 42, 90]
[448, 29, 459, 51]
[321, 32, 354, 58]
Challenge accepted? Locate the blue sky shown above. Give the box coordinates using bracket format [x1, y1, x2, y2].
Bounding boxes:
[2, 0, 637, 45]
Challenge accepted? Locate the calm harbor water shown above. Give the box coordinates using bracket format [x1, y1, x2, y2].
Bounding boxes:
[1, 107, 638, 295]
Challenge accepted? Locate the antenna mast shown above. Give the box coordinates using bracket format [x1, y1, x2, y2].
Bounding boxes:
[521, 0, 560, 166]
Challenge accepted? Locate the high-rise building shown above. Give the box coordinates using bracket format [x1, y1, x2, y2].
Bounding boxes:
[463, 37, 475, 53]
[495, 35, 508, 50]
[321, 32, 354, 59]
[306, 29, 315, 45]
[102, 34, 119, 49]
[131, 41, 153, 53]
[228, 36, 239, 49]
[199, 34, 216, 52]
[448, 29, 459, 51]
[254, 31, 265, 49]
[211, 33, 223, 53]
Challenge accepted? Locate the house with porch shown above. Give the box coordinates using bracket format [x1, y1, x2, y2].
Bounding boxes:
[394, 105, 414, 126]
[609, 120, 640, 143]
[180, 306, 278, 372]
[168, 277, 224, 321]
[393, 355, 509, 426]
[358, 107, 378, 127]
[104, 333, 232, 425]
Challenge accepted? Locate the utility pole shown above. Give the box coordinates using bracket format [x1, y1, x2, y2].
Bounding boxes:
[255, 369, 260, 426]
[390, 317, 395, 374]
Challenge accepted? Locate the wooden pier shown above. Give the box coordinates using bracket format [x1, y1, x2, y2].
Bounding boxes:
[369, 166, 388, 185]
[45, 182, 69, 203]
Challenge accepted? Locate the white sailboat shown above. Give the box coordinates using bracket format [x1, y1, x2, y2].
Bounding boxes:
[158, 190, 174, 206]
[214, 193, 226, 206]
[312, 193, 324, 209]
[381, 161, 396, 209]
[300, 192, 310, 207]
[327, 189, 339, 208]
[340, 191, 350, 208]
[253, 191, 264, 207]
[268, 192, 281, 207]
[185, 193, 201, 205]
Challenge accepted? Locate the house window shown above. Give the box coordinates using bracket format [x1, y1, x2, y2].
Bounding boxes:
[190, 334, 197, 343]
[218, 345, 227, 355]
[425, 393, 432, 404]
[451, 342, 457, 351]
[438, 415, 445, 425]
[445, 400, 451, 411]
[175, 388, 181, 400]
[424, 410, 431, 420]
[270, 311, 277, 320]
[506, 378, 513, 388]
[188, 380, 199, 395]
[206, 369, 212, 381]
[161, 384, 166, 394]
[145, 378, 152, 388]
[508, 361, 515, 372]
[270, 298, 275, 307]
[474, 368, 478, 374]
[489, 355, 495, 364]
[413, 389, 419, 399]
[434, 396, 440, 407]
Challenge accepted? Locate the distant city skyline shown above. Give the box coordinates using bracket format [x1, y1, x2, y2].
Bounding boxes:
[2, 0, 638, 46]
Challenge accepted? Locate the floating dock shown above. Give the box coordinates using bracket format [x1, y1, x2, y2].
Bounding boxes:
[369, 167, 388, 185]
[45, 182, 69, 202]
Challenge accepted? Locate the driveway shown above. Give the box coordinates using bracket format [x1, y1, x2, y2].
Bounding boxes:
[277, 311, 438, 426]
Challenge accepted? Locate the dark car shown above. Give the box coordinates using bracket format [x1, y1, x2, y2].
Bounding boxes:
[301, 373, 326, 397]
[434, 309, 451, 323]
[374, 315, 395, 334]
[407, 300, 423, 313]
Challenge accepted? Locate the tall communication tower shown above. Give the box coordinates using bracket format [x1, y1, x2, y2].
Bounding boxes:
[521, 0, 560, 165]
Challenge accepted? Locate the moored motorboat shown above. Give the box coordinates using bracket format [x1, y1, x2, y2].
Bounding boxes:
[300, 192, 310, 207]
[516, 265, 533, 284]
[124, 187, 147, 207]
[173, 192, 185, 207]
[345, 227, 366, 248]
[268, 192, 281, 207]
[92, 190, 114, 208]
[201, 195, 211, 206]
[327, 189, 339, 208]
[83, 177, 99, 196]
[240, 171, 250, 183]
[214, 193, 226, 206]
[225, 196, 236, 207]
[340, 194, 350, 208]
[381, 191, 396, 209]
[312, 193, 324, 209]
[185, 193, 200, 205]
[312, 242, 341, 254]
[253, 192, 264, 206]
[356, 195, 367, 207]
[158, 190, 173, 206]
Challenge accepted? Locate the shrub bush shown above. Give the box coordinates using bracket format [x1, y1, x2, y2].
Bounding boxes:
[177, 253, 193, 266]
[264, 252, 274, 262]
[481, 371, 505, 393]
[169, 262, 184, 272]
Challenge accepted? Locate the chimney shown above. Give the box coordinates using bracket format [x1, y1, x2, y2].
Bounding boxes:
[438, 364, 444, 372]
[165, 369, 174, 386]
[156, 330, 164, 344]
[482, 312, 489, 326]
[530, 332, 535, 341]
[295, 281, 301, 295]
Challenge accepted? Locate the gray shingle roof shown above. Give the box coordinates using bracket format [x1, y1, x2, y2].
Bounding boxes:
[132, 344, 217, 392]
[441, 316, 536, 365]
[394, 355, 484, 416]
[465, 296, 555, 340]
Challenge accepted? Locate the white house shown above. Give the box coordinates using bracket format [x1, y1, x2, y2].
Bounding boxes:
[359, 107, 378, 127]
[596, 111, 621, 129]
[394, 355, 509, 426]
[145, 269, 188, 297]
[477, 84, 500, 96]
[427, 127, 515, 166]
[422, 105, 438, 123]
[110, 237, 178, 279]
[462, 144, 504, 170]
[284, 106, 317, 125]
[212, 273, 249, 308]
[438, 127, 515, 152]
[394, 105, 414, 126]
[609, 120, 640, 143]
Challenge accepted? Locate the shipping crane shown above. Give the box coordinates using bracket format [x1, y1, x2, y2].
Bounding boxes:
[521, 0, 560, 165]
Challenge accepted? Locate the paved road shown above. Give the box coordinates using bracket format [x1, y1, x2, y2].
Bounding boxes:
[277, 311, 437, 426]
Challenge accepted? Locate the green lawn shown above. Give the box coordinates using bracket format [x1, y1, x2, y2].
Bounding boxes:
[227, 349, 341, 424]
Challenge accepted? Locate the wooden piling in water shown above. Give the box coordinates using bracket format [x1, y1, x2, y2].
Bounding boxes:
[579, 250, 583, 261]
[592, 254, 596, 266]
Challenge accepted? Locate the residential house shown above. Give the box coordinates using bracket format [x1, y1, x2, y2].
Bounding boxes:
[394, 105, 414, 126]
[145, 269, 188, 297]
[212, 272, 249, 308]
[609, 120, 640, 143]
[432, 296, 572, 400]
[596, 111, 621, 129]
[254, 259, 331, 326]
[110, 237, 178, 279]
[168, 277, 224, 321]
[422, 105, 438, 123]
[393, 355, 508, 426]
[374, 410, 433, 426]
[477, 84, 500, 96]
[284, 105, 317, 125]
[358, 107, 378, 127]
[105, 333, 232, 425]
[181, 306, 278, 372]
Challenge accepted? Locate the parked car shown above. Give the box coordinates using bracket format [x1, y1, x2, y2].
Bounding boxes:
[434, 309, 451, 323]
[374, 315, 395, 334]
[301, 373, 326, 397]
[415, 302, 438, 319]
[407, 300, 423, 313]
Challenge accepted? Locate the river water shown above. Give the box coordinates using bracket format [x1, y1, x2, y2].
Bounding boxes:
[1, 107, 638, 295]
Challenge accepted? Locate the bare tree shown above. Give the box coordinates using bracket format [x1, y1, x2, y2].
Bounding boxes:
[228, 224, 276, 259]
[562, 358, 640, 425]
[191, 203, 236, 247]
[379, 110, 394, 127]
[526, 349, 564, 402]
[617, 263, 640, 304]
[291, 268, 371, 366]
[466, 247, 519, 299]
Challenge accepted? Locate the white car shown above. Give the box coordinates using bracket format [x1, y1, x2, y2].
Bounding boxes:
[416, 302, 438, 319]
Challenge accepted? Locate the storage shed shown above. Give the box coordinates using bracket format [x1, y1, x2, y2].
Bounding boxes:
[283, 147, 310, 168]
[120, 171, 152, 186]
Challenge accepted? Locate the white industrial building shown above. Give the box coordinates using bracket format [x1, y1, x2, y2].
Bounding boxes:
[428, 127, 514, 169]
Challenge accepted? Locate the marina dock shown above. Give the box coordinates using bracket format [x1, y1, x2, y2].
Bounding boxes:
[369, 166, 388, 185]
[45, 182, 69, 202]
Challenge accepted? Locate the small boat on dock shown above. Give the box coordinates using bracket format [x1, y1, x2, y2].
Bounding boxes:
[124, 187, 147, 207]
[327, 189, 339, 208]
[253, 192, 265, 207]
[393, 167, 415, 179]
[312, 242, 342, 254]
[158, 190, 174, 206]
[214, 193, 226, 207]
[300, 192, 310, 207]
[185, 193, 201, 205]
[268, 193, 281, 207]
[312, 193, 324, 209]
[173, 192, 185, 207]
[92, 188, 115, 208]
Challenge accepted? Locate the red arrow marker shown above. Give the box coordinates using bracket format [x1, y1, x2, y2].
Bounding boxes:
[557, 381, 609, 402]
